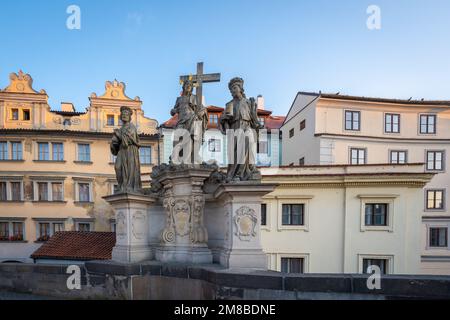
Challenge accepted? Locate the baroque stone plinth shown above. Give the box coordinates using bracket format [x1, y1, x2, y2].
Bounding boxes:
[103, 193, 155, 263]
[210, 182, 277, 269]
[151, 165, 215, 264]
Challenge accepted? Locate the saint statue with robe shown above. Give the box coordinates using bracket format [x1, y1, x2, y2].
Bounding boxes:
[170, 79, 208, 164]
[110, 106, 142, 193]
[219, 77, 262, 181]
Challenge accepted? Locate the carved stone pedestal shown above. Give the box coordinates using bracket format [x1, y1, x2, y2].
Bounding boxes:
[210, 182, 277, 269]
[103, 193, 155, 263]
[152, 165, 214, 264]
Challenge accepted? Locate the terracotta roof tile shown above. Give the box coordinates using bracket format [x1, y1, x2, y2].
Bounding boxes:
[30, 231, 116, 261]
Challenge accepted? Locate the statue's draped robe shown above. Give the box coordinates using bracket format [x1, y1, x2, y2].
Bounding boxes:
[220, 97, 260, 181]
[111, 123, 142, 193]
[171, 94, 208, 162]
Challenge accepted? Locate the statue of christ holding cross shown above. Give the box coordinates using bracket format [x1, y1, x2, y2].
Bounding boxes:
[171, 62, 221, 164]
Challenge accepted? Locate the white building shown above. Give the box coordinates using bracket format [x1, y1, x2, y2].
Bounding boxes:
[280, 92, 450, 274]
[260, 164, 433, 274]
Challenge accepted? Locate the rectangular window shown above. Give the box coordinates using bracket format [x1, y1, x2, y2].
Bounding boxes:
[345, 111, 360, 131]
[78, 144, 91, 162]
[427, 151, 444, 171]
[11, 142, 22, 160]
[208, 139, 221, 152]
[350, 148, 366, 165]
[78, 223, 91, 232]
[0, 222, 9, 241]
[300, 120, 306, 131]
[78, 183, 91, 202]
[289, 128, 294, 138]
[107, 115, 115, 126]
[53, 223, 65, 234]
[52, 143, 64, 161]
[390, 150, 407, 164]
[281, 258, 304, 274]
[11, 109, 19, 120]
[258, 141, 268, 154]
[429, 228, 448, 248]
[38, 182, 48, 201]
[365, 203, 388, 226]
[0, 142, 8, 160]
[12, 222, 24, 241]
[420, 114, 436, 134]
[38, 142, 49, 161]
[209, 114, 219, 124]
[385, 114, 400, 133]
[140, 146, 152, 165]
[38, 223, 51, 241]
[426, 190, 444, 210]
[10, 182, 21, 201]
[23, 109, 30, 121]
[363, 258, 388, 275]
[52, 182, 64, 201]
[0, 182, 6, 201]
[282, 204, 304, 226]
[258, 117, 265, 126]
[261, 204, 267, 226]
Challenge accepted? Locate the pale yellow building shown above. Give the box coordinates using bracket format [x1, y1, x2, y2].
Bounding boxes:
[0, 71, 160, 262]
[281, 92, 450, 274]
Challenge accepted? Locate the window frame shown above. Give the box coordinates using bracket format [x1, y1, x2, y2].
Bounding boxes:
[0, 219, 26, 242]
[277, 253, 309, 273]
[0, 180, 24, 202]
[32, 181, 65, 202]
[344, 110, 361, 131]
[425, 189, 446, 211]
[389, 150, 407, 164]
[300, 120, 306, 131]
[277, 197, 312, 231]
[77, 143, 91, 162]
[419, 114, 437, 134]
[426, 150, 445, 172]
[139, 146, 152, 165]
[429, 227, 448, 248]
[208, 139, 221, 153]
[350, 148, 366, 165]
[359, 195, 397, 232]
[364, 203, 388, 226]
[289, 128, 294, 138]
[384, 113, 400, 134]
[74, 180, 93, 203]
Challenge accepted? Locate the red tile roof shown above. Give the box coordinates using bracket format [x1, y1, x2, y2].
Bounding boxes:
[30, 232, 116, 261]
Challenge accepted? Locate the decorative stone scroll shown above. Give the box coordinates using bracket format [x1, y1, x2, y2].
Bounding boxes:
[160, 195, 208, 245]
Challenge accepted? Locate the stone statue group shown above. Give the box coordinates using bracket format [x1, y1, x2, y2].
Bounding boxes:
[111, 76, 262, 194]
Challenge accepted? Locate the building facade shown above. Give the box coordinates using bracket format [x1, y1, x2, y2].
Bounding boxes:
[281, 92, 450, 274]
[0, 71, 160, 262]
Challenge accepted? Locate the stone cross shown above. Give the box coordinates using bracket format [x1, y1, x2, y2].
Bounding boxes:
[180, 62, 221, 107]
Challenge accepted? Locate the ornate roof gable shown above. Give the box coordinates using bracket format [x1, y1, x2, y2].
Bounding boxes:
[91, 79, 140, 101]
[2, 70, 45, 94]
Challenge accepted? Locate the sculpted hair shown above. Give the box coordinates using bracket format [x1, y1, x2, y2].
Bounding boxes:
[228, 77, 245, 98]
[120, 106, 133, 116]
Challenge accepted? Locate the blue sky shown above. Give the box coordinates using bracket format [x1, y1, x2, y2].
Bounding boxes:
[1, 0, 449, 123]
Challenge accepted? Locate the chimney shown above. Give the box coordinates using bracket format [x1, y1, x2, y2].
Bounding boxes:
[61, 102, 76, 113]
[257, 95, 264, 110]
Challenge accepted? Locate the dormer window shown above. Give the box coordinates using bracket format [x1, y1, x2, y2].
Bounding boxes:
[209, 114, 219, 125]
